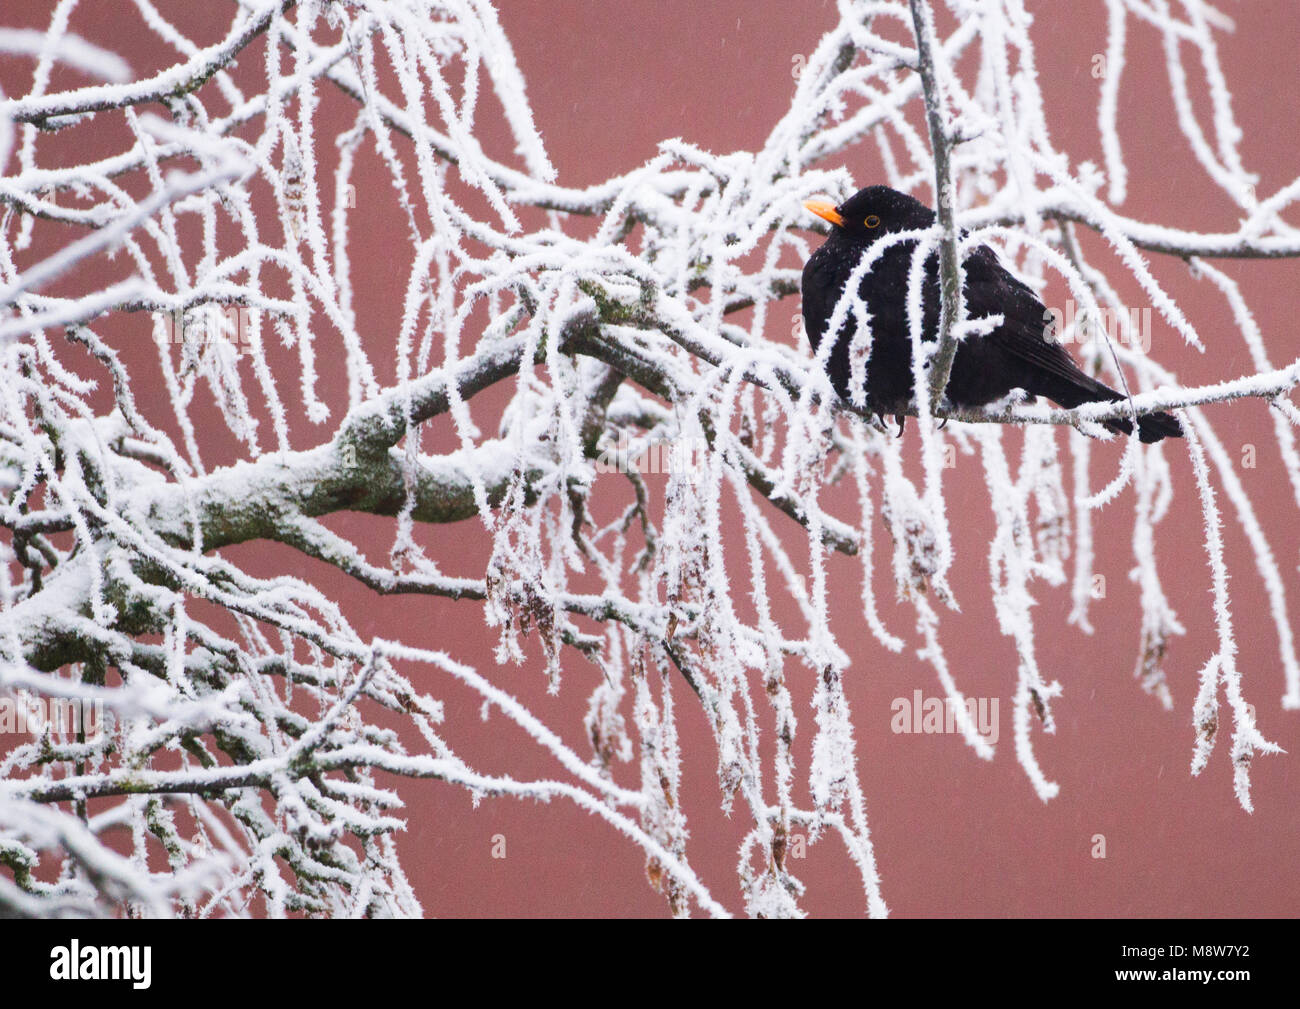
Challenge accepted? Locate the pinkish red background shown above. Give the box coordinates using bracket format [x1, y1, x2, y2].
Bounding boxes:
[5, 1, 1299, 916]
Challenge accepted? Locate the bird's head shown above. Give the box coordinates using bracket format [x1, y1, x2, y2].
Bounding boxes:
[803, 185, 935, 243]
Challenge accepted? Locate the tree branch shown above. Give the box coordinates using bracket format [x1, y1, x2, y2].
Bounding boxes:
[909, 0, 965, 413]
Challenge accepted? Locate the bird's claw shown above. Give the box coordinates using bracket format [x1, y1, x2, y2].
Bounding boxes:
[894, 414, 906, 436]
[867, 413, 891, 436]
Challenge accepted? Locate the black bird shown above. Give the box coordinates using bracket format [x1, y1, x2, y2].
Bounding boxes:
[800, 185, 1182, 443]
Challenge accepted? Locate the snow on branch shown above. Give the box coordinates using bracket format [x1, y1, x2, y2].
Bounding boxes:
[0, 0, 1296, 918]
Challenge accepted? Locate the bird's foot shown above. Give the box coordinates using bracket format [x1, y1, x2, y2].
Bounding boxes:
[866, 413, 892, 436]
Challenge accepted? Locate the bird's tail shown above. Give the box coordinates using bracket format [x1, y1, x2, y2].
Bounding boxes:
[1045, 374, 1183, 444]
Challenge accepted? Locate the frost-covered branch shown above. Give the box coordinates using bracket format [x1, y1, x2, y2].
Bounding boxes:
[908, 0, 966, 412]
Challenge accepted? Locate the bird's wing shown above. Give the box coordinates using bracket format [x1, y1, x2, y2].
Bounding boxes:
[962, 246, 1093, 387]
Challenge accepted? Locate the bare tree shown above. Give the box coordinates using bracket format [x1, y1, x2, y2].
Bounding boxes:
[1, 0, 1297, 918]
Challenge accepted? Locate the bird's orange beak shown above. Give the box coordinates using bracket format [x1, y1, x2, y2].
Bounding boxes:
[803, 199, 844, 228]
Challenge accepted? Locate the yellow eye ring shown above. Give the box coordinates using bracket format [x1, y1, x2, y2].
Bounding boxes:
[865, 215, 881, 228]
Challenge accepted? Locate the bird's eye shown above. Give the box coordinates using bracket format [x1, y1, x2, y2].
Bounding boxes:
[865, 215, 881, 228]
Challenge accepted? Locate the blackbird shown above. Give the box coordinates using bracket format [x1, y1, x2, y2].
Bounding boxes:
[800, 185, 1182, 443]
